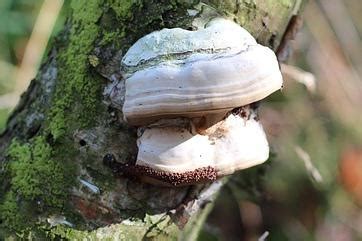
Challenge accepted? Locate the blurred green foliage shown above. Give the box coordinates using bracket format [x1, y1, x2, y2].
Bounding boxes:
[0, 0, 40, 131]
[0, 0, 67, 132]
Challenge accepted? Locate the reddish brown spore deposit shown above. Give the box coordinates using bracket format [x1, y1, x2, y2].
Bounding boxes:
[127, 165, 217, 186]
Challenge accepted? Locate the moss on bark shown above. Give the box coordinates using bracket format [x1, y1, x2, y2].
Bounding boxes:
[48, 0, 105, 139]
[0, 137, 74, 237]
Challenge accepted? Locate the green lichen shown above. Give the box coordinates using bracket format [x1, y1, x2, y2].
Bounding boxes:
[50, 215, 179, 240]
[88, 54, 100, 67]
[269, 0, 293, 8]
[265, 0, 294, 13]
[51, 224, 145, 240]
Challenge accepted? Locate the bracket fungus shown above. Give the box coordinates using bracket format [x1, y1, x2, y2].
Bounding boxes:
[117, 18, 283, 186]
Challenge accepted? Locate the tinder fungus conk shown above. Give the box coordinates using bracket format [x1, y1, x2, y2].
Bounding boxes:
[119, 18, 283, 186]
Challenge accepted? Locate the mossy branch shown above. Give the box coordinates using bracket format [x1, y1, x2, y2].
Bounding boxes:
[0, 0, 304, 239]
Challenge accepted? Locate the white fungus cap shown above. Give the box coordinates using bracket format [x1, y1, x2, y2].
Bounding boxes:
[121, 18, 283, 125]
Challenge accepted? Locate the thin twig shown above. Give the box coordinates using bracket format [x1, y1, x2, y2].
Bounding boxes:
[294, 146, 323, 183]
[258, 231, 270, 241]
[281, 63, 317, 93]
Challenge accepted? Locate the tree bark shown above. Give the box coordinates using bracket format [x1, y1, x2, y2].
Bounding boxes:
[0, 0, 304, 239]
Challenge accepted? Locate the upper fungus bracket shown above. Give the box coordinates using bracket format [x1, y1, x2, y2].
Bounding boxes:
[120, 18, 282, 126]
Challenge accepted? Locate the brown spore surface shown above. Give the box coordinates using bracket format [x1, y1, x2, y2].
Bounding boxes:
[125, 165, 218, 186]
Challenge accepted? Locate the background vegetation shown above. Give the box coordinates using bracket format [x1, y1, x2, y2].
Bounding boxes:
[1, 0, 361, 240]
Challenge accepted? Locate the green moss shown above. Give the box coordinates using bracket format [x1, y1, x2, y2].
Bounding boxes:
[0, 137, 73, 234]
[0, 191, 23, 232]
[48, 0, 105, 139]
[8, 137, 69, 207]
[99, 29, 125, 46]
[108, 0, 140, 19]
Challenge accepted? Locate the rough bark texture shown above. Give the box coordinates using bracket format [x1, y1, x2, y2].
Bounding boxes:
[0, 0, 303, 239]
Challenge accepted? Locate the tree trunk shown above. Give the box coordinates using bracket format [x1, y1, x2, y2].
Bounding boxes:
[0, 0, 304, 239]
